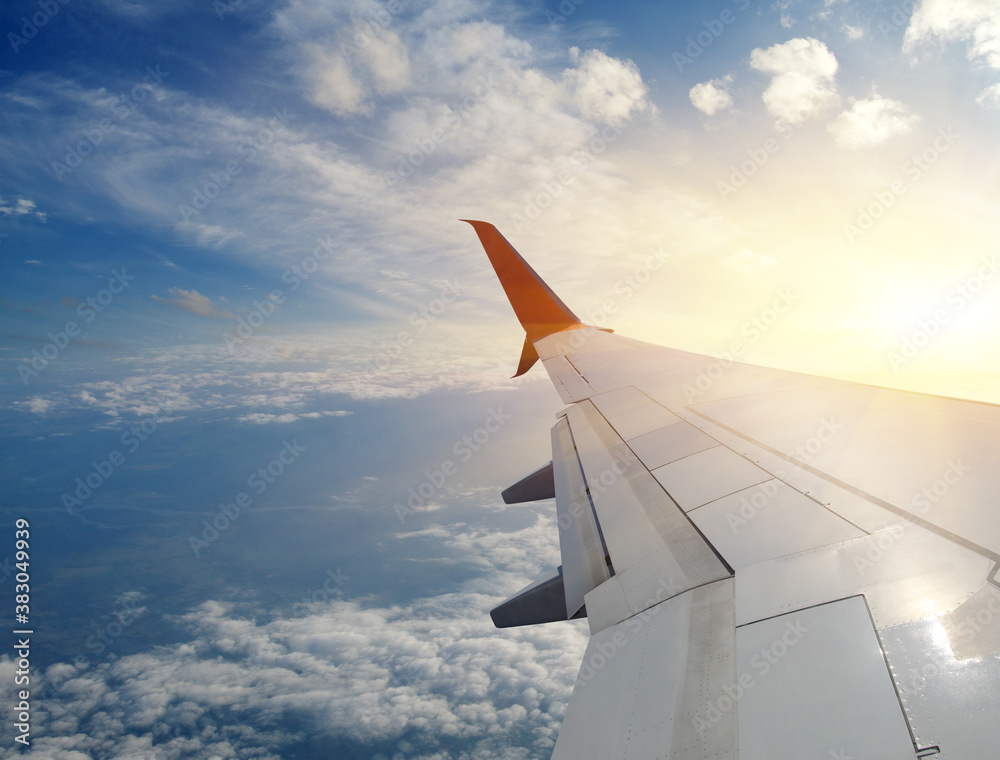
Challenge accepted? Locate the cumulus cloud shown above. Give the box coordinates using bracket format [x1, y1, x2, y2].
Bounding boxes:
[689, 76, 734, 116]
[750, 37, 840, 125]
[829, 91, 920, 148]
[0, 196, 47, 221]
[30, 396, 55, 413]
[12, 395, 55, 414]
[151, 288, 235, 319]
[564, 47, 649, 126]
[904, 0, 1000, 69]
[1, 515, 588, 759]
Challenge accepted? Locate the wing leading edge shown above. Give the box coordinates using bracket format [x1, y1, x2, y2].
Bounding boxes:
[466, 222, 1000, 759]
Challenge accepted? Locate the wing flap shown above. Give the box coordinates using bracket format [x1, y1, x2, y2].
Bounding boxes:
[553, 578, 737, 760]
[561, 401, 732, 633]
[736, 595, 915, 759]
[542, 355, 595, 403]
[552, 415, 613, 619]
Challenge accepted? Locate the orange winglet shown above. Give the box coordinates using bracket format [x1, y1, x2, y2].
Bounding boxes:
[462, 220, 587, 376]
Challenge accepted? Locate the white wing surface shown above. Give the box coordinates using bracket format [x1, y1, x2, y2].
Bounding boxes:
[466, 221, 1000, 759]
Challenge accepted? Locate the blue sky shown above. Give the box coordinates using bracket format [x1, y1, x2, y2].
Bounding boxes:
[3, 0, 999, 404]
[1, 0, 999, 757]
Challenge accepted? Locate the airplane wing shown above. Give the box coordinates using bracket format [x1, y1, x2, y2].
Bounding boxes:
[464, 220, 1000, 759]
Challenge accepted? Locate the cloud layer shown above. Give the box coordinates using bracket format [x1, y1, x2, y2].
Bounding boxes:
[1, 513, 588, 759]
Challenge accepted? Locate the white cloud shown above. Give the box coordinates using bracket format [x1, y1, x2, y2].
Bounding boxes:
[843, 24, 865, 40]
[829, 92, 920, 148]
[357, 27, 412, 94]
[2, 0, 677, 317]
[151, 288, 235, 319]
[278, 0, 414, 117]
[689, 76, 734, 116]
[12, 396, 55, 414]
[174, 220, 243, 249]
[976, 81, 1000, 106]
[750, 37, 840, 125]
[904, 0, 1000, 69]
[238, 411, 352, 424]
[1, 515, 587, 759]
[723, 248, 777, 275]
[563, 47, 649, 126]
[304, 25, 411, 116]
[5, 325, 535, 424]
[306, 45, 372, 116]
[0, 196, 47, 221]
[447, 21, 532, 66]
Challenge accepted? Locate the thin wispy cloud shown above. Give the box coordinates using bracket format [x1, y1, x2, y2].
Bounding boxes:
[151, 288, 235, 319]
